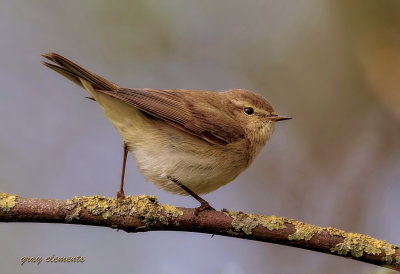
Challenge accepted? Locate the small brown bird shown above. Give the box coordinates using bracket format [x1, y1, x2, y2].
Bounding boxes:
[42, 53, 291, 210]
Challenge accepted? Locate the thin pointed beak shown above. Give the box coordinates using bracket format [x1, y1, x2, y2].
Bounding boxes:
[269, 114, 292, 121]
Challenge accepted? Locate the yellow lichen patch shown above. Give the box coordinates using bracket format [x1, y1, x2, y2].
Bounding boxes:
[64, 195, 183, 228]
[223, 210, 290, 235]
[65, 206, 81, 222]
[324, 226, 347, 236]
[0, 193, 16, 212]
[127, 195, 183, 228]
[286, 221, 400, 264]
[222, 208, 400, 265]
[81, 195, 119, 216]
[330, 232, 399, 264]
[288, 221, 323, 241]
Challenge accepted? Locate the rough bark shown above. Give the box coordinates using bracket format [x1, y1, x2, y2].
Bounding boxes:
[0, 192, 399, 270]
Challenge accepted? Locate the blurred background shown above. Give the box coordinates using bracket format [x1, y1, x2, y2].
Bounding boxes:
[0, 0, 399, 273]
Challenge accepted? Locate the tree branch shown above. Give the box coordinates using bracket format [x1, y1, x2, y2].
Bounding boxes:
[0, 192, 399, 270]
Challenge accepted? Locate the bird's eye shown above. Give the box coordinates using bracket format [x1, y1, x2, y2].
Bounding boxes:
[244, 107, 254, 115]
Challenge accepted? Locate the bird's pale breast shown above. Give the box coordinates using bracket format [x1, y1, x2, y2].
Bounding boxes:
[94, 92, 250, 194]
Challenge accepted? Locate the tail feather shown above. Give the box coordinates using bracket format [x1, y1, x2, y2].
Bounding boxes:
[42, 52, 119, 91]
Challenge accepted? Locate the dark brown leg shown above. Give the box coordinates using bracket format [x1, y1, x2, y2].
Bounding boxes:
[168, 176, 215, 212]
[117, 143, 128, 199]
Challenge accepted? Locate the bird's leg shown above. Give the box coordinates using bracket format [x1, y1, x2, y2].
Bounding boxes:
[168, 176, 215, 212]
[117, 143, 128, 199]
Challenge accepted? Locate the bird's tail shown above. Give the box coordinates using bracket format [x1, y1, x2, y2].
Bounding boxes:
[42, 52, 119, 92]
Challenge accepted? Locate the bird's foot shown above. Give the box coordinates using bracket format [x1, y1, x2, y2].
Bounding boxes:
[117, 190, 125, 200]
[195, 201, 216, 215]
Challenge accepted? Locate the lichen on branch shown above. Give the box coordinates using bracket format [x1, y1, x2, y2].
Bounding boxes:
[0, 192, 399, 270]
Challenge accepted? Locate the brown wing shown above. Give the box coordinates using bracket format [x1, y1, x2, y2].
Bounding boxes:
[98, 88, 244, 145]
[41, 53, 243, 145]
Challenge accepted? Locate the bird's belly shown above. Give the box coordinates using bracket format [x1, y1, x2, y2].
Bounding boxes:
[131, 143, 243, 195]
[117, 120, 246, 195]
